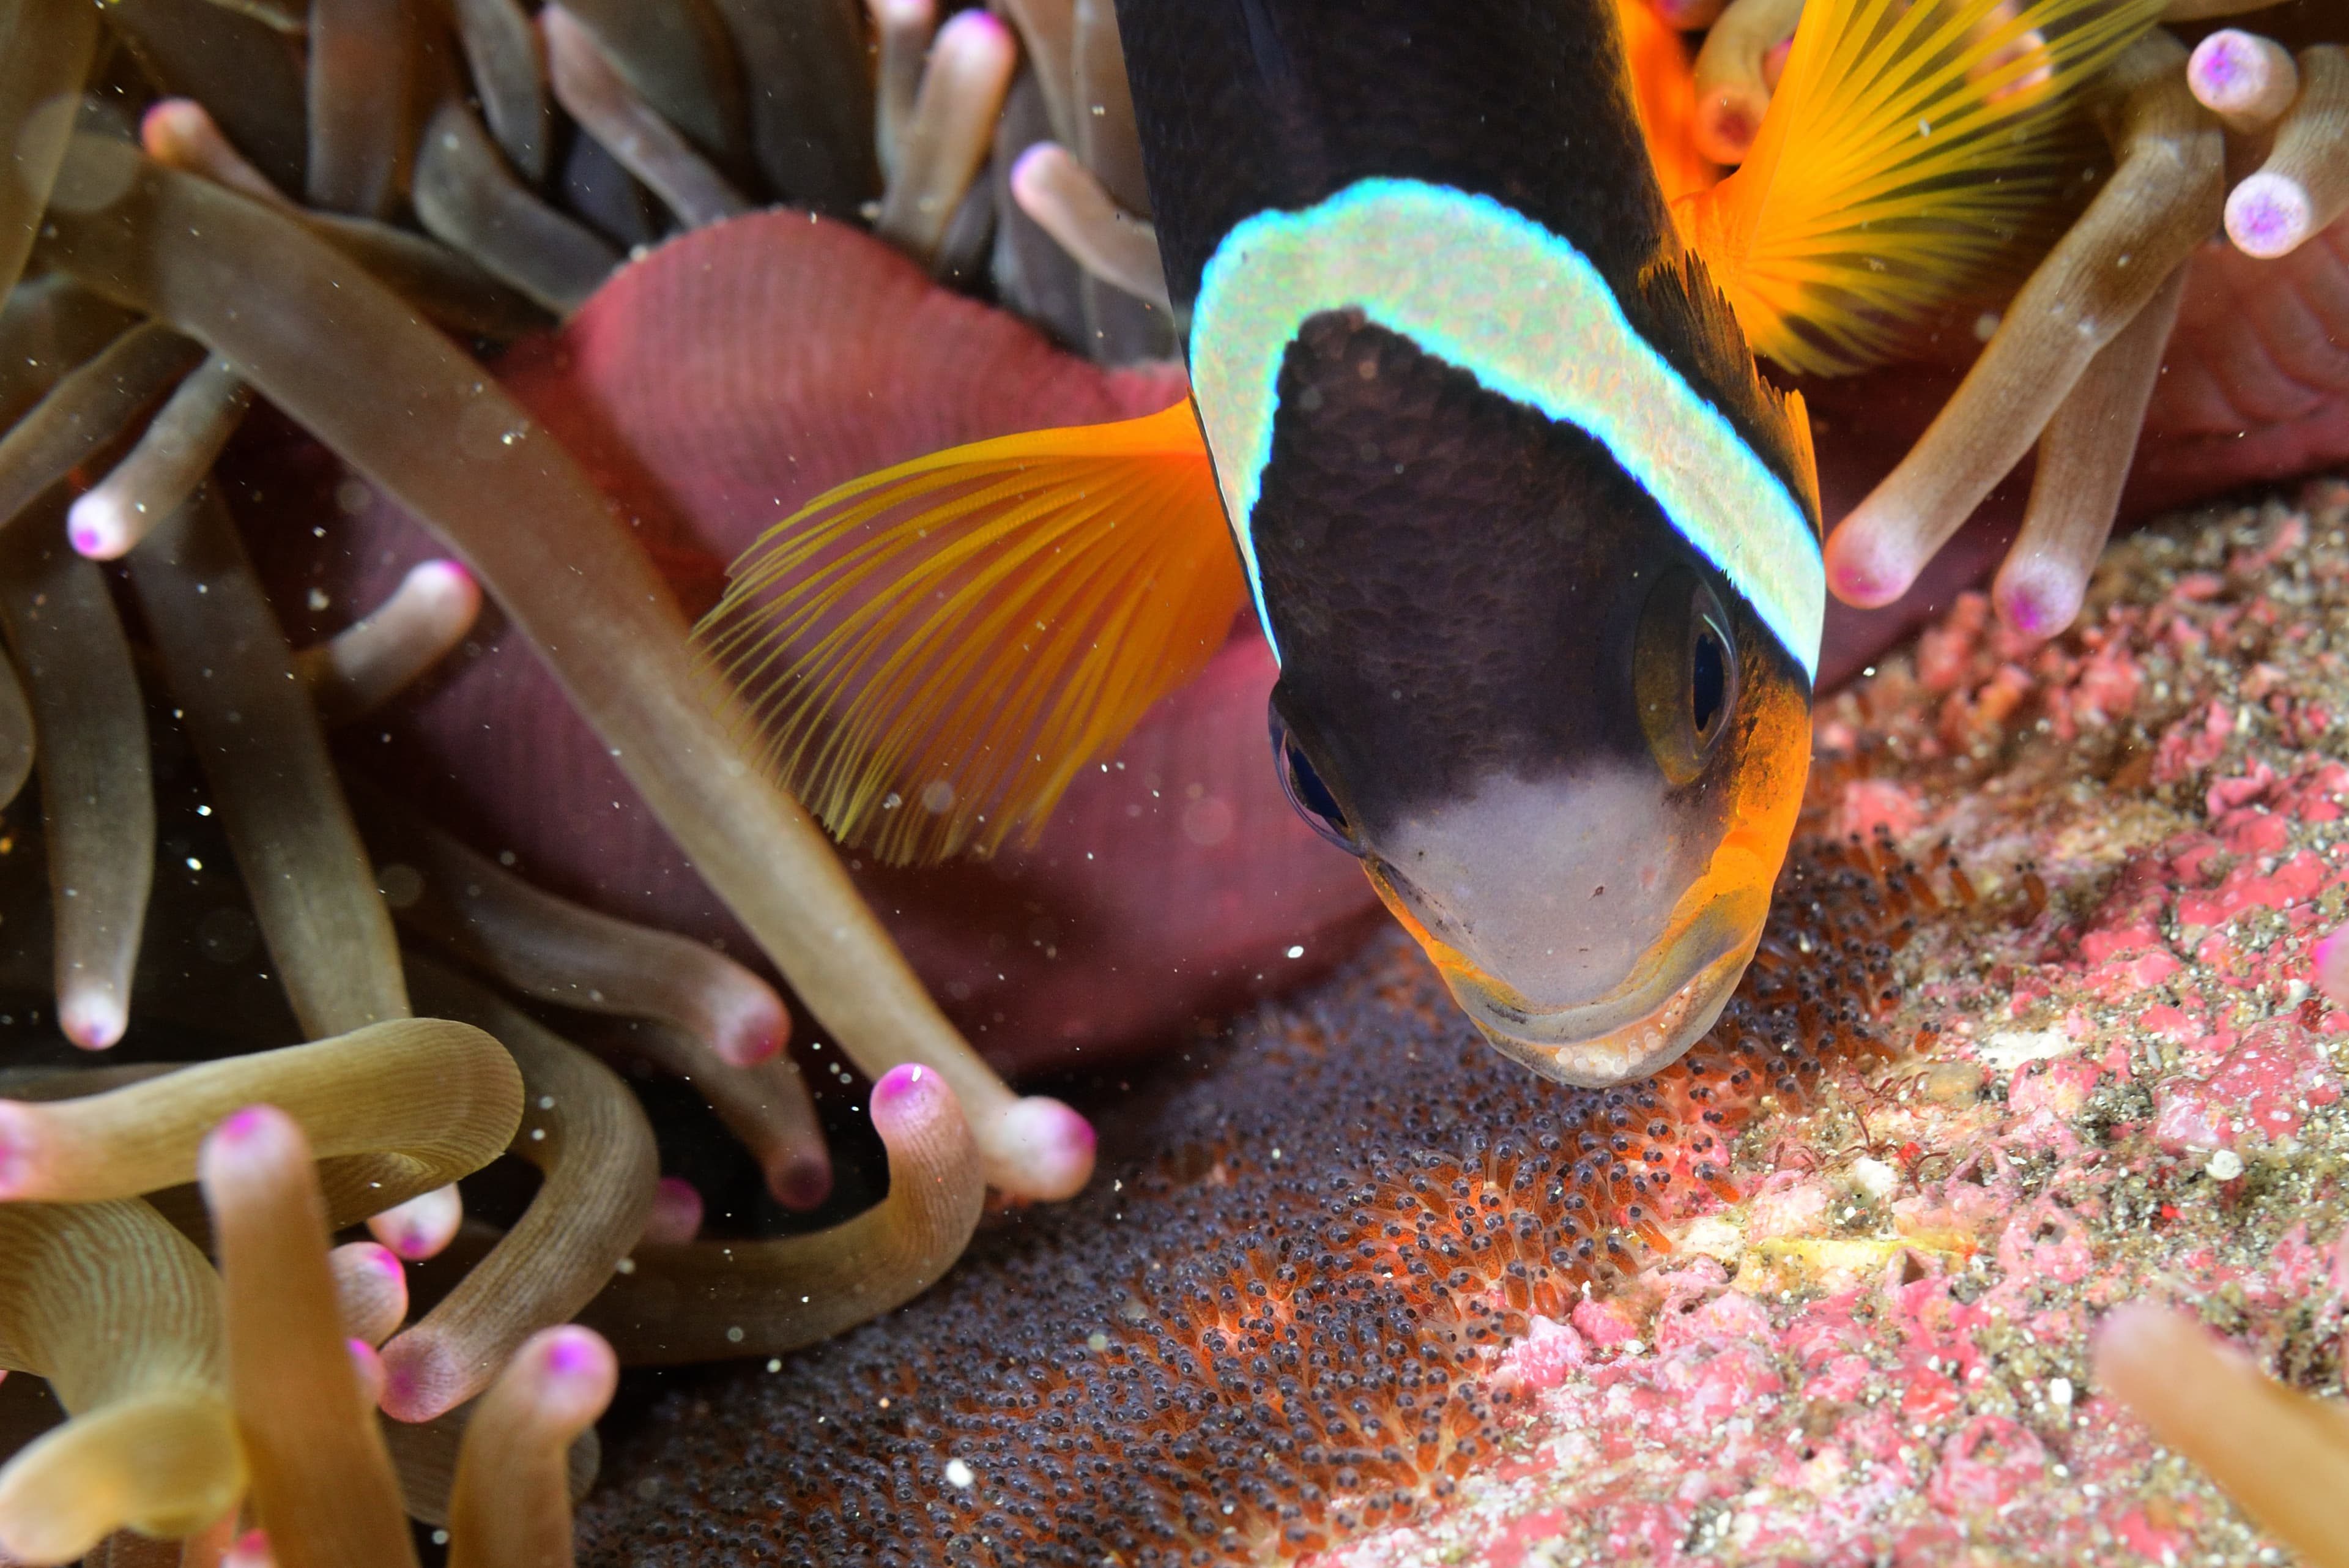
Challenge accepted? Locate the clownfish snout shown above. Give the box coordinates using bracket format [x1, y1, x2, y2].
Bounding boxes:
[1441, 911, 1762, 1088]
[1357, 756, 1792, 1088]
[1371, 854, 1767, 1088]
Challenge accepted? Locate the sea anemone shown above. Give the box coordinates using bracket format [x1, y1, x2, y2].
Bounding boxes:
[1808, 4, 2349, 642]
[1, 0, 1091, 1556]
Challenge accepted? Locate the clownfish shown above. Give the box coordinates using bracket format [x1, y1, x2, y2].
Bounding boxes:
[698, 0, 2159, 1085]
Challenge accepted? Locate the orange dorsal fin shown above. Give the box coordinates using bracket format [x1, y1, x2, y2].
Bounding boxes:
[694, 400, 1244, 866]
[1616, 0, 1719, 205]
[1675, 0, 2163, 376]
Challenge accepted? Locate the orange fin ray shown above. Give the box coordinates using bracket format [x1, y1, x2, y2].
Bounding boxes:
[1677, 0, 2165, 376]
[694, 400, 1244, 866]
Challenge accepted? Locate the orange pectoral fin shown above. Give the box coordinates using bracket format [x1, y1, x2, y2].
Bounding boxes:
[693, 400, 1245, 866]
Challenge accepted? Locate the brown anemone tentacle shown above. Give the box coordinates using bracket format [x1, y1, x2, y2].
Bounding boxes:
[330, 1243, 410, 1349]
[137, 97, 299, 212]
[191, 1, 319, 39]
[201, 1105, 419, 1568]
[870, 0, 935, 177]
[449, 0, 551, 183]
[876, 8, 1017, 266]
[299, 211, 558, 342]
[0, 276, 138, 428]
[36, 137, 1096, 1202]
[1071, 0, 1146, 215]
[0, 1199, 241, 1566]
[443, 1328, 617, 1568]
[94, 0, 310, 196]
[2188, 29, 2301, 136]
[218, 1526, 273, 1567]
[139, 97, 551, 341]
[295, 559, 484, 727]
[555, 0, 749, 176]
[0, 1019, 522, 1225]
[0, 1062, 174, 1101]
[543, 4, 750, 228]
[413, 99, 621, 316]
[0, 641, 28, 814]
[1992, 262, 2188, 638]
[706, 0, 875, 215]
[0, 500, 155, 1051]
[305, 0, 416, 217]
[2096, 1304, 2349, 1568]
[351, 778, 792, 1070]
[1008, 141, 1168, 310]
[0, 321, 205, 532]
[1824, 31, 2224, 609]
[641, 1175, 702, 1244]
[2162, 0, 2306, 17]
[581, 1062, 981, 1364]
[599, 1018, 831, 1210]
[380, 1395, 599, 1530]
[180, 1511, 239, 1565]
[129, 488, 411, 1037]
[378, 960, 656, 1422]
[2225, 43, 2349, 260]
[1691, 0, 1802, 165]
[0, 0, 100, 304]
[1000, 0, 1078, 143]
[369, 1183, 466, 1264]
[67, 354, 251, 559]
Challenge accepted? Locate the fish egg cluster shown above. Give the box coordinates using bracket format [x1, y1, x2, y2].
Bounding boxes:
[584, 841, 1936, 1566]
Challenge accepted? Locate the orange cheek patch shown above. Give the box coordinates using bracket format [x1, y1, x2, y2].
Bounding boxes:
[1609, 665, 1814, 997]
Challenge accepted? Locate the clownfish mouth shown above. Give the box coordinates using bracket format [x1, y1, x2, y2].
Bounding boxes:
[1362, 814, 1780, 1090]
[1433, 907, 1762, 1089]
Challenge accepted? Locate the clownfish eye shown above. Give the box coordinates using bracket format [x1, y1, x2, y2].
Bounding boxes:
[1268, 702, 1359, 854]
[1634, 567, 1741, 787]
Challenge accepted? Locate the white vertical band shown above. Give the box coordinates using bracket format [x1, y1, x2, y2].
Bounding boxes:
[1188, 176, 1824, 679]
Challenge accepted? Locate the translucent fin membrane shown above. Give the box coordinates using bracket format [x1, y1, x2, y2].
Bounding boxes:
[1677, 0, 2164, 376]
[697, 399, 1241, 865]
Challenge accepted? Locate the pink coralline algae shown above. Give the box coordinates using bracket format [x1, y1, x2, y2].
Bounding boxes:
[1310, 480, 2349, 1567]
